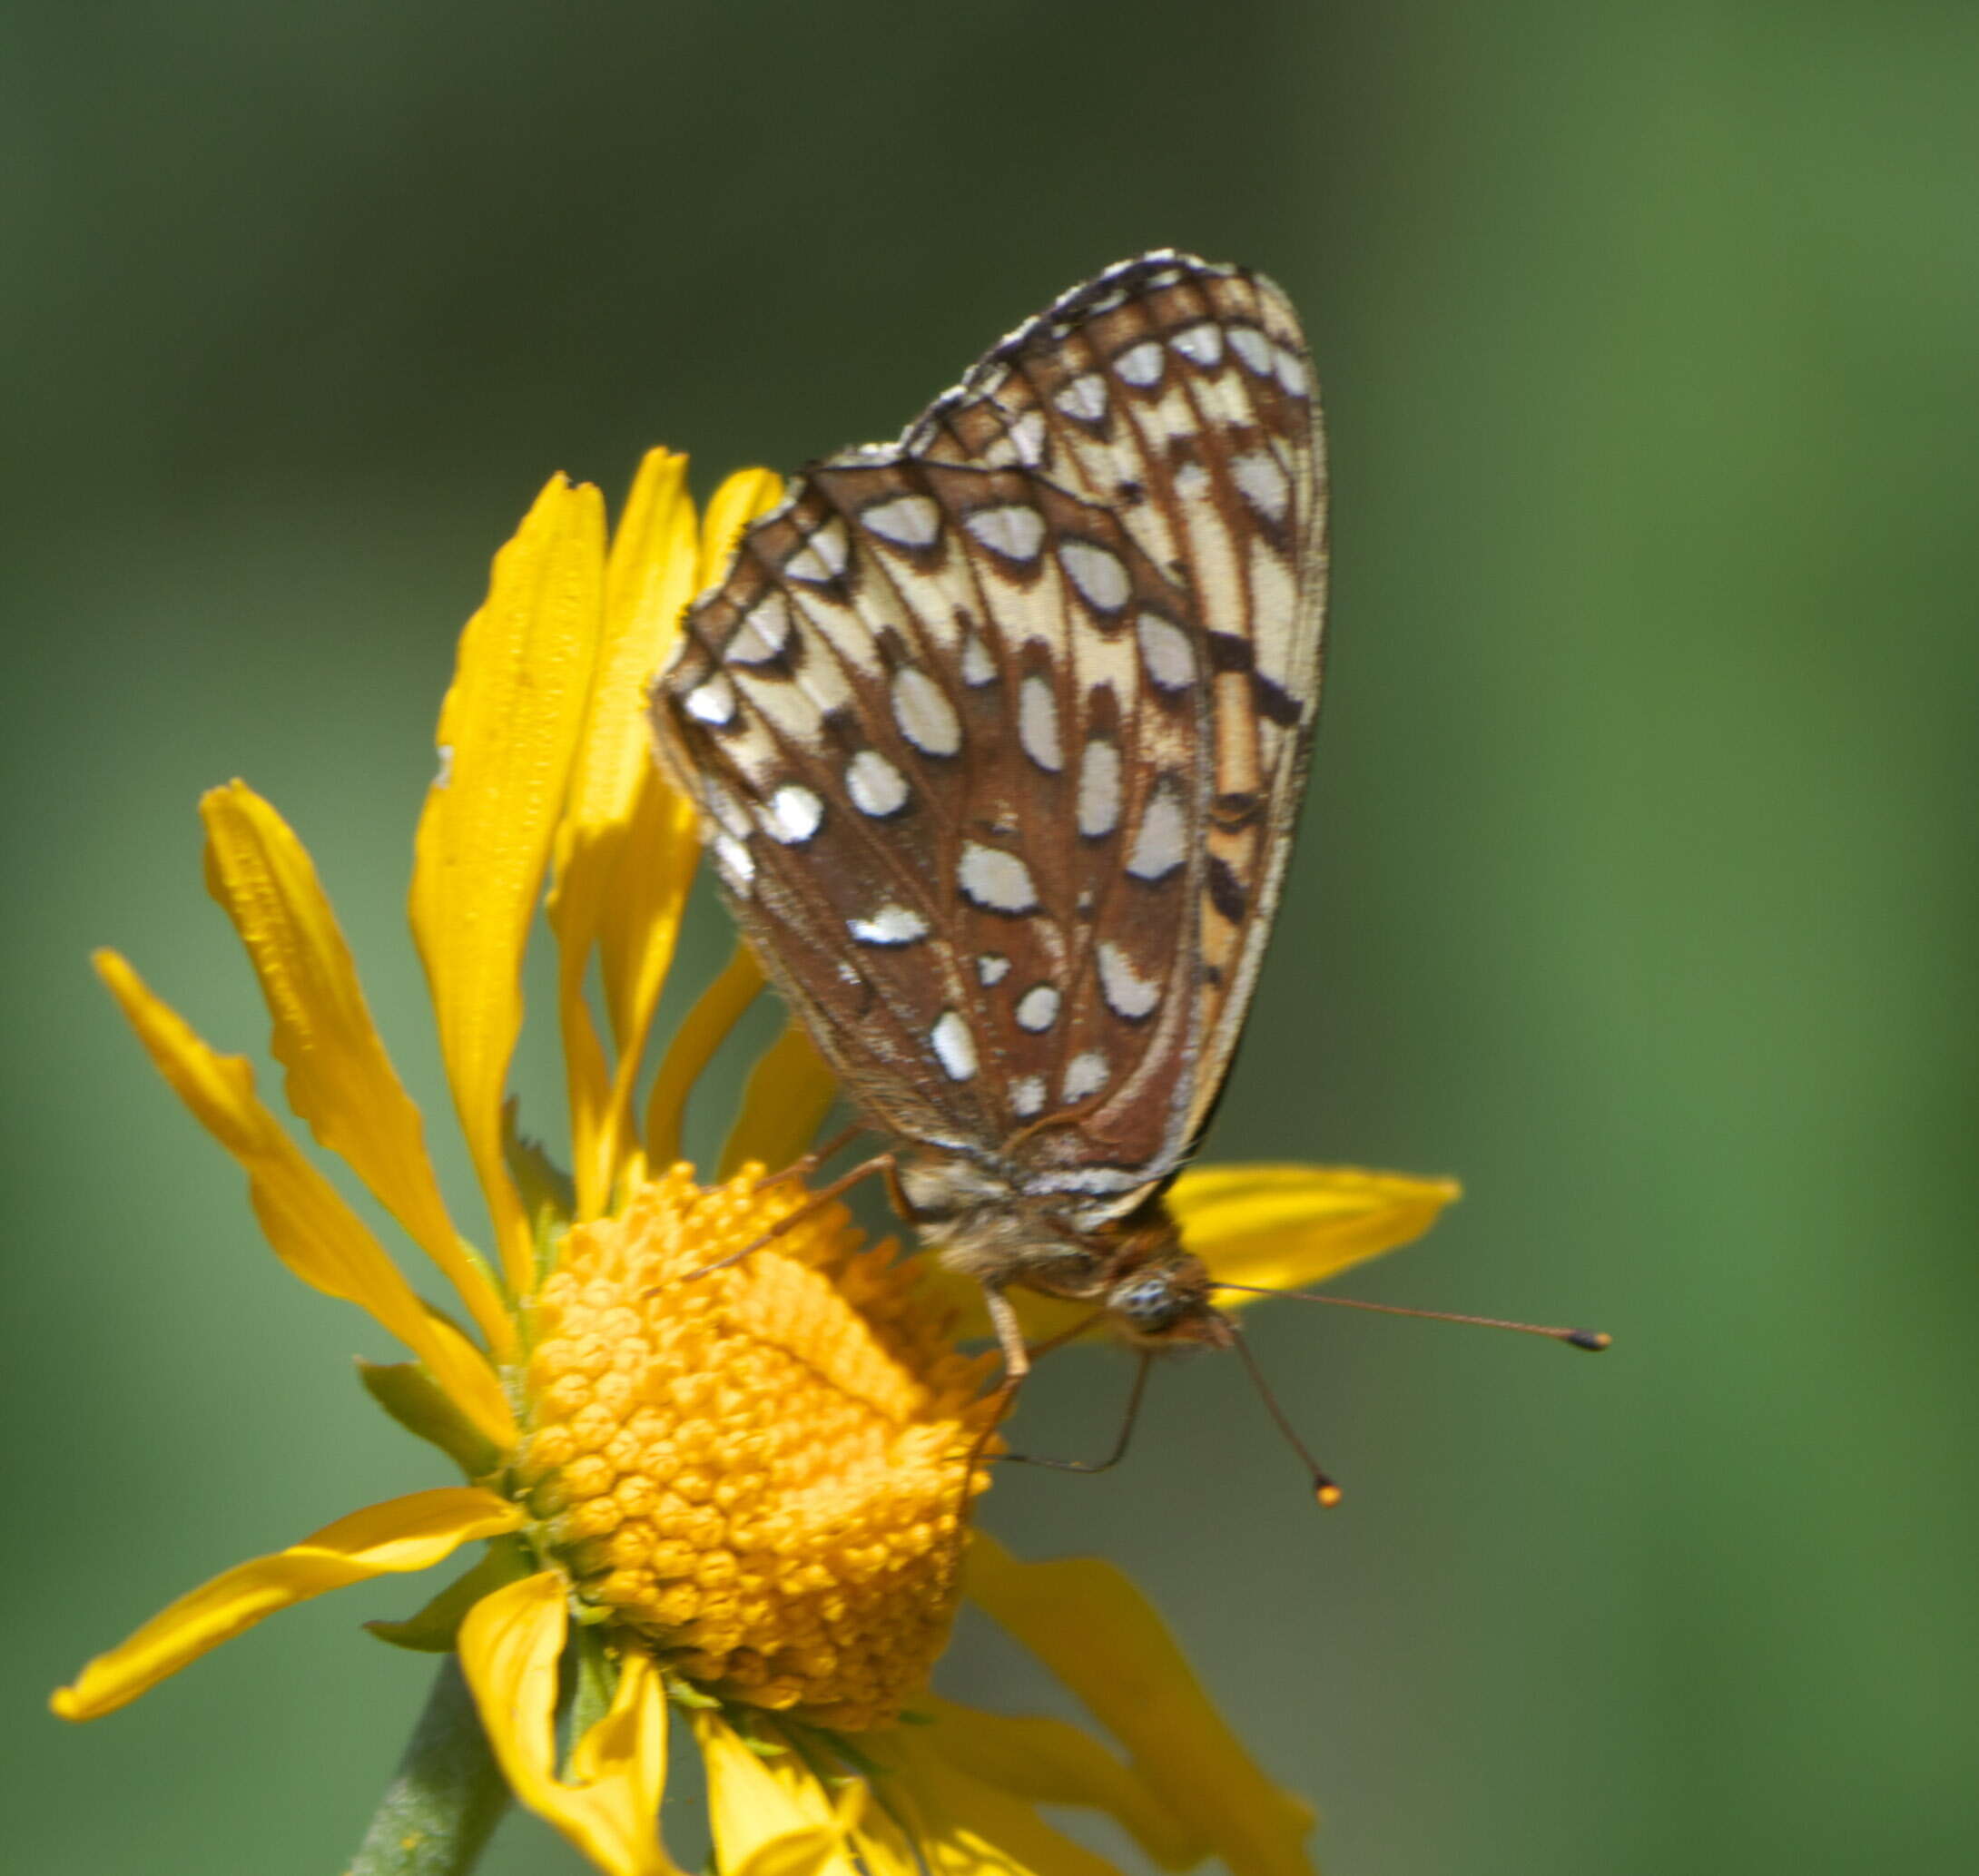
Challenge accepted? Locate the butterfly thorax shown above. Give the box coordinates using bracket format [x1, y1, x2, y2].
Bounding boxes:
[900, 1151, 1230, 1349]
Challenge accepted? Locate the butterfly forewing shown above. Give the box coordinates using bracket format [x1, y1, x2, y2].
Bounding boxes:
[653, 250, 1324, 1216]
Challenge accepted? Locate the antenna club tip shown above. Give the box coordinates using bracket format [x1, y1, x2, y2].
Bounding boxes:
[1567, 1330, 1612, 1352]
[1314, 1480, 1344, 1509]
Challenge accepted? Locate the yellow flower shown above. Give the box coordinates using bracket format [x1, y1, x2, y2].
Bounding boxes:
[52, 450, 1458, 1876]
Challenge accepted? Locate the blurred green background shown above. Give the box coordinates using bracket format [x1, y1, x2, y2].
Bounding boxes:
[7, 4, 1976, 1872]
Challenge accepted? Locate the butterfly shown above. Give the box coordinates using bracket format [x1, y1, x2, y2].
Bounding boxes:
[651, 250, 1326, 1385]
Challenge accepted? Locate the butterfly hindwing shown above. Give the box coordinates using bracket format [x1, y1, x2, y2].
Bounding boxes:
[903, 253, 1328, 1153]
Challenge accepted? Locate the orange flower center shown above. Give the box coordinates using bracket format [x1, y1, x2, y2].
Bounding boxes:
[513, 1164, 996, 1730]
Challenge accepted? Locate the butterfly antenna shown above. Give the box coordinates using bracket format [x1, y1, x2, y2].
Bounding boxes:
[1213, 1283, 1611, 1351]
[1230, 1328, 1343, 1508]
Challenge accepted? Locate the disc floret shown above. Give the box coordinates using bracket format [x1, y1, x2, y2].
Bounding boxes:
[516, 1164, 997, 1730]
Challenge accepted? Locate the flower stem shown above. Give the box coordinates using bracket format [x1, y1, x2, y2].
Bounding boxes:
[348, 1655, 511, 1875]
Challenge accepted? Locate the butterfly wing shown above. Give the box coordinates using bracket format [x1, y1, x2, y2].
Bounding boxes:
[651, 251, 1326, 1202]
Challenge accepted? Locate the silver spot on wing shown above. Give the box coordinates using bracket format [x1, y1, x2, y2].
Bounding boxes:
[890, 668, 962, 756]
[1018, 674, 1063, 771]
[959, 841, 1039, 914]
[931, 1010, 978, 1081]
[847, 749, 911, 817]
[1126, 784, 1188, 882]
[1015, 984, 1060, 1032]
[763, 783, 824, 844]
[849, 904, 930, 946]
[1096, 941, 1162, 1018]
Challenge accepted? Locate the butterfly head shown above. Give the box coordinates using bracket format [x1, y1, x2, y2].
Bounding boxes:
[1097, 1215, 1233, 1350]
[1106, 1261, 1232, 1348]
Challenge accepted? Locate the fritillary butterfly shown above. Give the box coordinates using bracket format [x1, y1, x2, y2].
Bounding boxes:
[652, 250, 1326, 1380]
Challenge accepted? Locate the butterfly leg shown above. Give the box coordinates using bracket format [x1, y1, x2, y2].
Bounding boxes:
[753, 1119, 868, 1192]
[997, 1350, 1154, 1475]
[677, 1152, 900, 1282]
[958, 1281, 1033, 1501]
[980, 1282, 1032, 1386]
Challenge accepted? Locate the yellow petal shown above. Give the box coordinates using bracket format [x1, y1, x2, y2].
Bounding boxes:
[916, 1697, 1201, 1870]
[94, 951, 516, 1449]
[860, 1726, 1127, 1876]
[199, 781, 510, 1353]
[411, 474, 606, 1294]
[52, 1488, 519, 1721]
[459, 1574, 682, 1876]
[592, 468, 787, 1190]
[565, 1652, 667, 1792]
[644, 946, 763, 1168]
[548, 450, 703, 1215]
[578, 777, 702, 1209]
[552, 911, 617, 1223]
[966, 1534, 1315, 1876]
[702, 1706, 1126, 1876]
[718, 1020, 838, 1181]
[697, 467, 786, 592]
[727, 1834, 872, 1876]
[1169, 1163, 1461, 1305]
[566, 465, 789, 1207]
[590, 779, 700, 1084]
[565, 449, 698, 859]
[694, 1708, 862, 1876]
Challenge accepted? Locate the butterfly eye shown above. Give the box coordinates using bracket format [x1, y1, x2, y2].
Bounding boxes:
[1111, 1272, 1190, 1332]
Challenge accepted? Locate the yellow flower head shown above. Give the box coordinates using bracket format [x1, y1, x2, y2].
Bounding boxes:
[520, 1166, 995, 1729]
[53, 448, 1458, 1876]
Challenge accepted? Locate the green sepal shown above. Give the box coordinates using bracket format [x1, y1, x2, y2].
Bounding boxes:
[666, 1677, 722, 1710]
[731, 1716, 790, 1761]
[357, 1358, 505, 1480]
[566, 1621, 621, 1763]
[504, 1099, 575, 1286]
[774, 1718, 861, 1791]
[815, 1730, 884, 1782]
[719, 1704, 796, 1762]
[365, 1537, 534, 1653]
[782, 1714, 892, 1783]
